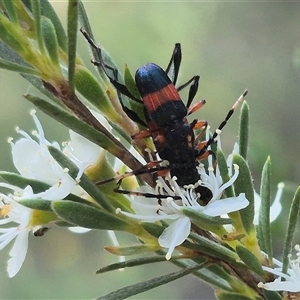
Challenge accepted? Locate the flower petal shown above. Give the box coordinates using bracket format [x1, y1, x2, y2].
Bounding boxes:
[270, 183, 284, 223]
[0, 228, 19, 250]
[203, 193, 249, 216]
[12, 139, 43, 177]
[158, 217, 191, 260]
[7, 229, 29, 277]
[69, 226, 91, 233]
[66, 130, 101, 167]
[260, 278, 300, 292]
[34, 176, 77, 200]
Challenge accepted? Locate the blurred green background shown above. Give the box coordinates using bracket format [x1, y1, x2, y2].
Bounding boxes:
[0, 1, 300, 299]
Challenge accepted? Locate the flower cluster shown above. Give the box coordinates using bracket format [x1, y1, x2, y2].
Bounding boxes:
[0, 2, 297, 298]
[258, 245, 300, 292]
[0, 110, 104, 277]
[0, 109, 251, 276]
[118, 157, 249, 260]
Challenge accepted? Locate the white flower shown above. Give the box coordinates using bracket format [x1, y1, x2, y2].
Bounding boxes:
[118, 155, 249, 260]
[227, 142, 284, 226]
[63, 130, 101, 178]
[10, 110, 78, 200]
[0, 185, 35, 277]
[258, 244, 300, 292]
[10, 110, 108, 200]
[253, 182, 284, 225]
[1, 110, 108, 277]
[226, 142, 239, 175]
[62, 110, 110, 180]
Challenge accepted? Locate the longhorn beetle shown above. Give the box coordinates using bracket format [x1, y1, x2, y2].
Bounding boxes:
[81, 29, 248, 203]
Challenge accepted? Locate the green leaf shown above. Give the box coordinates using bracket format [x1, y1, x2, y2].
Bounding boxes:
[78, 1, 113, 84]
[18, 194, 99, 211]
[52, 200, 128, 230]
[0, 13, 27, 54]
[141, 222, 165, 238]
[0, 57, 38, 74]
[15, 1, 34, 30]
[2, 0, 18, 23]
[18, 199, 52, 211]
[163, 252, 233, 292]
[282, 185, 300, 274]
[236, 245, 264, 276]
[63, 194, 104, 207]
[98, 47, 121, 84]
[78, 1, 100, 72]
[124, 65, 141, 100]
[95, 262, 207, 300]
[74, 66, 110, 111]
[78, 0, 93, 39]
[40, 0, 67, 51]
[199, 264, 234, 291]
[104, 244, 160, 256]
[124, 65, 145, 125]
[262, 290, 282, 300]
[238, 101, 249, 160]
[41, 16, 59, 66]
[182, 207, 232, 227]
[215, 291, 254, 300]
[31, 0, 45, 55]
[67, 0, 78, 96]
[0, 171, 51, 192]
[96, 255, 186, 274]
[232, 154, 255, 234]
[47, 146, 113, 212]
[258, 157, 272, 260]
[188, 233, 240, 265]
[0, 39, 28, 66]
[157, 250, 234, 291]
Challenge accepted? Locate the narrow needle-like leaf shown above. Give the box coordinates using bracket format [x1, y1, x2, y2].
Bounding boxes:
[232, 154, 255, 234]
[0, 57, 38, 74]
[40, 0, 67, 51]
[96, 255, 188, 274]
[2, 0, 18, 23]
[31, 0, 45, 55]
[96, 262, 208, 300]
[258, 157, 272, 263]
[52, 200, 128, 231]
[238, 101, 249, 160]
[67, 0, 78, 97]
[282, 185, 300, 274]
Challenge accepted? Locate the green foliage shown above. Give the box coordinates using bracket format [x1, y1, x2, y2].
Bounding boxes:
[232, 154, 255, 234]
[238, 101, 249, 160]
[281, 185, 300, 274]
[0, 1, 298, 299]
[258, 157, 272, 261]
[52, 200, 128, 230]
[236, 245, 264, 277]
[96, 263, 207, 300]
